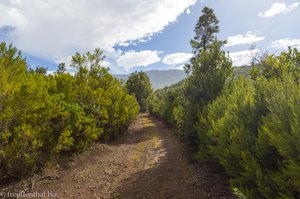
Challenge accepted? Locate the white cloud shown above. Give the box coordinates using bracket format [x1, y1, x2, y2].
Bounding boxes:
[186, 8, 191, 14]
[271, 38, 300, 49]
[0, 4, 27, 29]
[117, 50, 161, 69]
[225, 32, 265, 47]
[46, 70, 56, 75]
[162, 52, 193, 65]
[258, 2, 300, 17]
[101, 61, 111, 68]
[118, 42, 130, 47]
[0, 0, 196, 62]
[230, 49, 260, 66]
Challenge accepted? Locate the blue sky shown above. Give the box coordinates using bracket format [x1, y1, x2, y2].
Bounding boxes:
[0, 0, 299, 74]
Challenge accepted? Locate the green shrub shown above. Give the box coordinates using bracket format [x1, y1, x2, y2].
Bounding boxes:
[0, 43, 139, 183]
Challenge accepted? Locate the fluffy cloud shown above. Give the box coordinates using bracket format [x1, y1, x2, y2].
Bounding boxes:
[101, 61, 111, 68]
[162, 52, 193, 65]
[229, 49, 260, 66]
[117, 50, 161, 69]
[186, 8, 191, 14]
[0, 4, 27, 28]
[225, 32, 265, 47]
[271, 38, 300, 49]
[46, 70, 56, 76]
[258, 2, 300, 17]
[0, 0, 196, 61]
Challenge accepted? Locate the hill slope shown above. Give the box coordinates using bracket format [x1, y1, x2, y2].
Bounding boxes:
[114, 69, 186, 90]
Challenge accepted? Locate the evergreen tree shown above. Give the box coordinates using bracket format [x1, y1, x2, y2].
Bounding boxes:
[191, 7, 219, 54]
[183, 7, 232, 148]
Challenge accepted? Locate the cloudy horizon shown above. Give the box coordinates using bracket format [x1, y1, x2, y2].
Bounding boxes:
[0, 0, 299, 74]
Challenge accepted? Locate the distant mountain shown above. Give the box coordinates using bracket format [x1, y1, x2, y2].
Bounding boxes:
[113, 69, 186, 90]
[233, 65, 252, 76]
[114, 67, 252, 90]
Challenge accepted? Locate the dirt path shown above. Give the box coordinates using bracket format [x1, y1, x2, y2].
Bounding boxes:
[2, 114, 236, 199]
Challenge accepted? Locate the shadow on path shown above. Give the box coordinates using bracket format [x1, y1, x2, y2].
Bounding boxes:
[111, 114, 236, 199]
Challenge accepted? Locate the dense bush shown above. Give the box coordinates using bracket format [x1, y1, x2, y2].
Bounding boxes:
[126, 71, 153, 112]
[0, 42, 139, 183]
[149, 6, 300, 199]
[150, 49, 300, 198]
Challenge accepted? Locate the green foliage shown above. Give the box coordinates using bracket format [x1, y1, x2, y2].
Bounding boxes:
[35, 66, 48, 75]
[126, 71, 152, 112]
[250, 47, 300, 81]
[149, 81, 187, 132]
[149, 6, 300, 198]
[204, 71, 300, 198]
[57, 63, 67, 74]
[190, 6, 219, 53]
[258, 75, 300, 198]
[204, 77, 261, 197]
[186, 41, 233, 108]
[0, 42, 139, 183]
[182, 7, 233, 149]
[151, 47, 300, 198]
[150, 7, 232, 150]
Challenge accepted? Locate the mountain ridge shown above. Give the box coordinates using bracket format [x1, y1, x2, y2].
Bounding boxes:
[113, 69, 187, 90]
